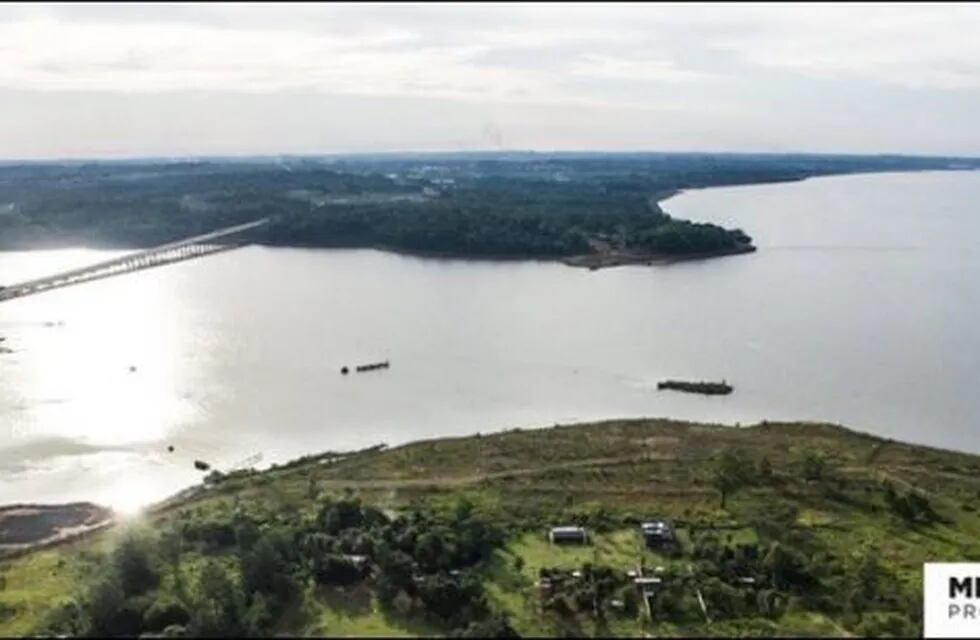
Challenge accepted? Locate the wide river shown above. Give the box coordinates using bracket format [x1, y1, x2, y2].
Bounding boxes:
[1, 170, 978, 510]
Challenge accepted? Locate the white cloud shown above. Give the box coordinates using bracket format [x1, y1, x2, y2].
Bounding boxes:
[2, 4, 979, 97]
[0, 3, 978, 157]
[0, 18, 597, 107]
[569, 54, 707, 83]
[709, 3, 980, 89]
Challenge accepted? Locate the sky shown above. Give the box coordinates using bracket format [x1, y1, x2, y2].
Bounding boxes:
[1, 2, 979, 159]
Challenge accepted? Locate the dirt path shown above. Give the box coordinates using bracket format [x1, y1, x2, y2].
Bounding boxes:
[314, 452, 664, 490]
[2, 451, 672, 555]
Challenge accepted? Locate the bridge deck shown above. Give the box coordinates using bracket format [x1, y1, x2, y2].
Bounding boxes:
[0, 218, 269, 304]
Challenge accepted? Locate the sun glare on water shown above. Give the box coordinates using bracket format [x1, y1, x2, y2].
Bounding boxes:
[100, 477, 158, 517]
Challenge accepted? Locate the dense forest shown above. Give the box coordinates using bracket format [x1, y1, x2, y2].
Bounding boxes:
[1, 152, 976, 261]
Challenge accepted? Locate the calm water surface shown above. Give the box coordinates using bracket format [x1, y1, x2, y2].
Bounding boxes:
[1, 170, 978, 509]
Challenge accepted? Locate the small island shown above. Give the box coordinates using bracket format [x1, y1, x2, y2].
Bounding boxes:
[657, 379, 733, 395]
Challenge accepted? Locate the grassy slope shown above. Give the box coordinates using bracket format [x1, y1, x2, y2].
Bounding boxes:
[4, 418, 980, 636]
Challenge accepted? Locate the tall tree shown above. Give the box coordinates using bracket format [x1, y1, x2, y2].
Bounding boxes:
[711, 449, 751, 509]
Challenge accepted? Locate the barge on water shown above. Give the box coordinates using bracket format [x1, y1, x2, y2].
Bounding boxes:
[355, 360, 390, 373]
[657, 379, 733, 395]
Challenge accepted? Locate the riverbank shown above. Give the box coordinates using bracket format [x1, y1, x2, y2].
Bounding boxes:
[291, 239, 757, 270]
[3, 415, 978, 554]
[3, 416, 980, 636]
[561, 242, 756, 270]
[0, 503, 112, 557]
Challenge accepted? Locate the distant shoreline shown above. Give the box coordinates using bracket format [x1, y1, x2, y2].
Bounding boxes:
[3, 166, 975, 259]
[560, 242, 756, 270]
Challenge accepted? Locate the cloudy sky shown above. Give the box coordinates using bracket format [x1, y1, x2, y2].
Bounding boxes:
[1, 2, 979, 159]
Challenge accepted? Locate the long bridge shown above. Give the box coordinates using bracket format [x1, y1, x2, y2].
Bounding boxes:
[0, 218, 270, 304]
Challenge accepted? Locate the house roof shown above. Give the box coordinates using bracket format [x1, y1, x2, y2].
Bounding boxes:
[551, 526, 586, 534]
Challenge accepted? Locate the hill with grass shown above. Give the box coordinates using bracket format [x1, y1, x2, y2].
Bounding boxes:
[3, 418, 980, 637]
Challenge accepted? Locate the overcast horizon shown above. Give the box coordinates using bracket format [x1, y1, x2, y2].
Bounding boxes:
[3, 2, 980, 160]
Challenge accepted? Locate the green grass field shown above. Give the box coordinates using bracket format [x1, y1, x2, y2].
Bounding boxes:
[4, 418, 980, 636]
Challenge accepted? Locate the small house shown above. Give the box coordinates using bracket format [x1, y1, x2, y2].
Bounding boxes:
[549, 525, 588, 545]
[640, 520, 674, 548]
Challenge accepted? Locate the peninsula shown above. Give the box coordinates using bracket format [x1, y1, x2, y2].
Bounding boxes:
[2, 152, 977, 268]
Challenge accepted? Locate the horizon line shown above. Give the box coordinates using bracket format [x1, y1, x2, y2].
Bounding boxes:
[2, 148, 980, 165]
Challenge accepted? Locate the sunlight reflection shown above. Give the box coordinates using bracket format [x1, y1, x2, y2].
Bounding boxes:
[100, 475, 157, 517]
[11, 259, 194, 446]
[2, 249, 203, 507]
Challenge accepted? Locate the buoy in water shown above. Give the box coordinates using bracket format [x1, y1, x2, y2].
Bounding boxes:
[167, 445, 175, 453]
[341, 366, 349, 375]
[129, 365, 137, 373]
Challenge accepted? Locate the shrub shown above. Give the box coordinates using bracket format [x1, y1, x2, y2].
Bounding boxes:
[112, 534, 160, 597]
[883, 482, 940, 525]
[39, 598, 88, 636]
[188, 561, 246, 637]
[144, 598, 191, 632]
[312, 554, 364, 587]
[455, 614, 520, 638]
[182, 519, 237, 552]
[801, 449, 827, 482]
[84, 573, 128, 636]
[853, 612, 919, 638]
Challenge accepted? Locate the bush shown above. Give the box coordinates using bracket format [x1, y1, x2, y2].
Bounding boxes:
[415, 573, 486, 623]
[240, 534, 299, 605]
[188, 561, 246, 637]
[112, 534, 160, 597]
[744, 500, 800, 542]
[312, 554, 364, 587]
[762, 542, 816, 592]
[243, 593, 274, 636]
[85, 574, 128, 636]
[182, 519, 237, 552]
[233, 517, 262, 551]
[455, 614, 520, 638]
[700, 576, 746, 620]
[144, 598, 191, 632]
[319, 498, 388, 535]
[853, 611, 919, 637]
[39, 598, 88, 636]
[800, 449, 827, 483]
[883, 482, 940, 525]
[615, 585, 640, 617]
